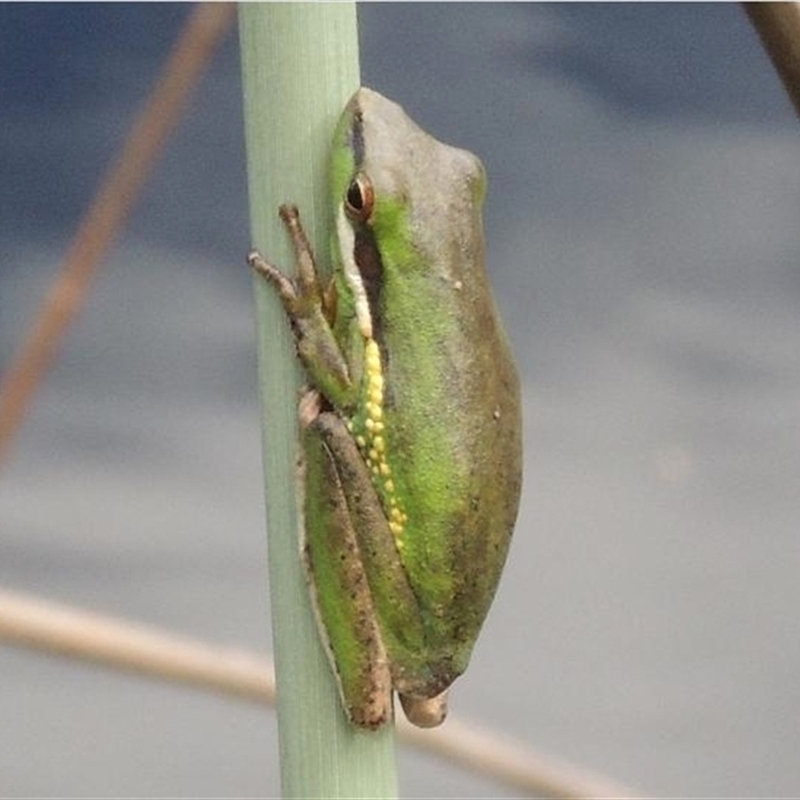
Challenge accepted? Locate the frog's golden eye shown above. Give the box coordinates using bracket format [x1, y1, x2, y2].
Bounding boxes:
[345, 174, 374, 223]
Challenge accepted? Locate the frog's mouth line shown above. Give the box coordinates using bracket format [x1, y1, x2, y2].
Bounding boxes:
[336, 204, 386, 348]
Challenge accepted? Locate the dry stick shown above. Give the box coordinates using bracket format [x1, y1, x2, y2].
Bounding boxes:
[403, 720, 643, 800]
[0, 588, 645, 800]
[744, 2, 800, 119]
[0, 587, 273, 703]
[0, 2, 236, 468]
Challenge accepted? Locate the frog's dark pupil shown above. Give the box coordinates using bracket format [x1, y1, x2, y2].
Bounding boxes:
[347, 180, 363, 210]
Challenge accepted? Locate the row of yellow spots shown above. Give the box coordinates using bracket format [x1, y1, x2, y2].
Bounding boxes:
[348, 338, 408, 546]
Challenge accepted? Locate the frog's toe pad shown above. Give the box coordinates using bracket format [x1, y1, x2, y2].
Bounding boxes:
[399, 690, 448, 728]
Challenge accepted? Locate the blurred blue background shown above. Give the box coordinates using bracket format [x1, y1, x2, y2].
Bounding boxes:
[2, 4, 799, 796]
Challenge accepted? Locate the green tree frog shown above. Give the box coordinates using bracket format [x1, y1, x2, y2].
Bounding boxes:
[249, 87, 522, 730]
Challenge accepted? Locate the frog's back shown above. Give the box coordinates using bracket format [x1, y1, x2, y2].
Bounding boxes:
[353, 87, 523, 695]
[379, 184, 521, 693]
[381, 239, 522, 690]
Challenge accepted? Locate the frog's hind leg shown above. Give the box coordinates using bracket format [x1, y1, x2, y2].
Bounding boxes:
[301, 409, 393, 730]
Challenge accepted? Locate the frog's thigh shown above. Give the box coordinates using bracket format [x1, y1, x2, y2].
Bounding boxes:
[302, 413, 392, 729]
[311, 411, 423, 638]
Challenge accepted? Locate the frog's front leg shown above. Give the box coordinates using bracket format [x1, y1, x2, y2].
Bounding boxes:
[248, 205, 356, 409]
